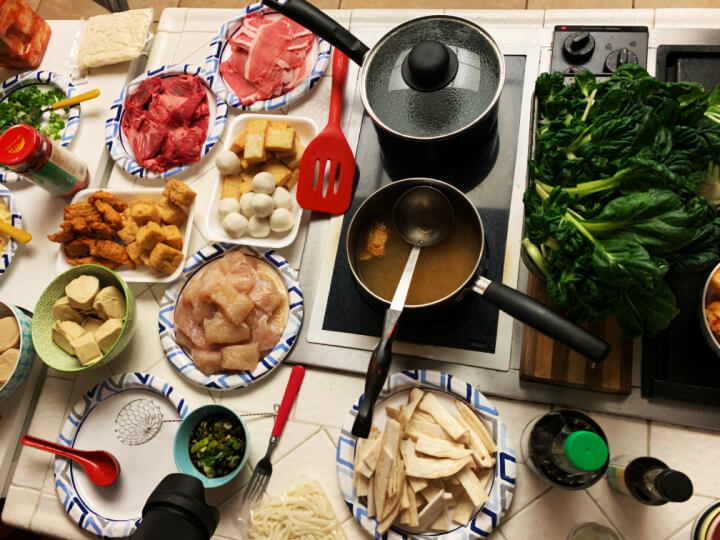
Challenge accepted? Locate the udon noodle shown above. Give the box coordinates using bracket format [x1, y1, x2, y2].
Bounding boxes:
[248, 480, 346, 539]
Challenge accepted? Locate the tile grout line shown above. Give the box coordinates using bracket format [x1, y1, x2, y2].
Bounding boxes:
[663, 517, 696, 540]
[496, 484, 552, 527]
[584, 489, 624, 537]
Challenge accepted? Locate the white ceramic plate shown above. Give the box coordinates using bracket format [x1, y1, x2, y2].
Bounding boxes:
[0, 71, 81, 183]
[159, 243, 303, 390]
[336, 370, 516, 539]
[105, 64, 227, 179]
[54, 372, 189, 538]
[55, 188, 195, 283]
[203, 113, 315, 249]
[204, 3, 331, 111]
[0, 186, 22, 276]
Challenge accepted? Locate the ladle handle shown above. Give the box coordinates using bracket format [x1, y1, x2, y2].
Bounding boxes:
[474, 277, 611, 363]
[21, 435, 85, 463]
[352, 308, 401, 438]
[262, 0, 369, 65]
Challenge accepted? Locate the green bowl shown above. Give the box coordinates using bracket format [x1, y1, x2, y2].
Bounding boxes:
[173, 404, 249, 489]
[31, 264, 136, 372]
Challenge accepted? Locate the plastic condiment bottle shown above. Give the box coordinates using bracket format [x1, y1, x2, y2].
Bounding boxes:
[0, 124, 89, 196]
[606, 456, 693, 505]
[521, 409, 609, 489]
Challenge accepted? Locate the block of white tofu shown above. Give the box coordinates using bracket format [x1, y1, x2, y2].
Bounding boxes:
[52, 321, 86, 355]
[0, 348, 18, 384]
[53, 296, 84, 324]
[65, 275, 100, 311]
[78, 9, 153, 71]
[70, 333, 103, 365]
[0, 316, 19, 353]
[95, 319, 123, 354]
[92, 286, 126, 320]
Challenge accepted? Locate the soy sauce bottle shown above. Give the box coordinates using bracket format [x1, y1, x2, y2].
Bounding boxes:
[607, 456, 693, 505]
[521, 410, 609, 489]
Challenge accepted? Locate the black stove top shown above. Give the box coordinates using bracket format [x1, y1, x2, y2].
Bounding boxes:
[319, 55, 527, 355]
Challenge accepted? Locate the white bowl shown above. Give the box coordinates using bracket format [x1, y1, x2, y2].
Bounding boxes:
[55, 188, 195, 283]
[203, 113, 316, 249]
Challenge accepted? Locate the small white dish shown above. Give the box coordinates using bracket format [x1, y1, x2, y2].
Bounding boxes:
[203, 113, 316, 249]
[55, 188, 195, 283]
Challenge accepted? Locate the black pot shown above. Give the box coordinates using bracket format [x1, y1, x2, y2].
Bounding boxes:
[263, 0, 503, 171]
[346, 178, 611, 437]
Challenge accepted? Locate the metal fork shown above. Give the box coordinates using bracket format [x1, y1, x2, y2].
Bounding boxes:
[242, 364, 305, 503]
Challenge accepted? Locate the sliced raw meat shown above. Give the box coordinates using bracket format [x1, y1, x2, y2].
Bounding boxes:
[192, 349, 223, 375]
[210, 283, 254, 325]
[249, 273, 283, 315]
[174, 297, 209, 349]
[204, 312, 250, 344]
[250, 312, 283, 353]
[221, 343, 260, 372]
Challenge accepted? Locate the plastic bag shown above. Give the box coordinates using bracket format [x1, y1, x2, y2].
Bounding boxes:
[0, 0, 50, 69]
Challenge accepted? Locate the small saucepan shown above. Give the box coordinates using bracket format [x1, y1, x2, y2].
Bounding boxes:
[263, 0, 503, 167]
[346, 178, 611, 437]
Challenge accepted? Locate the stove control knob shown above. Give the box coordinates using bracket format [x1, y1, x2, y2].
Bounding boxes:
[604, 48, 639, 73]
[563, 65, 588, 75]
[563, 32, 595, 61]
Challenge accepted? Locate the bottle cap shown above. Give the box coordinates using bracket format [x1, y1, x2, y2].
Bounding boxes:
[563, 431, 608, 471]
[656, 470, 693, 502]
[0, 124, 41, 166]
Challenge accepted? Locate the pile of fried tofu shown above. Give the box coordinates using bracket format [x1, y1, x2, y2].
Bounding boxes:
[352, 388, 497, 534]
[221, 118, 304, 200]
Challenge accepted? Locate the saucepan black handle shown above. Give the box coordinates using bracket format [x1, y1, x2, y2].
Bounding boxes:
[262, 0, 370, 66]
[352, 309, 400, 438]
[475, 277, 611, 363]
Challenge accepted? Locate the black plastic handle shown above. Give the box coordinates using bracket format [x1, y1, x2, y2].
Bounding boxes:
[262, 0, 370, 66]
[352, 309, 399, 438]
[480, 280, 611, 363]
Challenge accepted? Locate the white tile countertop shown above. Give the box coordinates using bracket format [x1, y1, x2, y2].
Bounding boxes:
[2, 7, 720, 540]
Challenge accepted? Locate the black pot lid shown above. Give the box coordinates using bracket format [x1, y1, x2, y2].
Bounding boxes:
[361, 16, 504, 140]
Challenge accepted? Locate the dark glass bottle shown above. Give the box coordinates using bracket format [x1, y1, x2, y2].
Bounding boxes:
[607, 456, 693, 505]
[521, 409, 609, 489]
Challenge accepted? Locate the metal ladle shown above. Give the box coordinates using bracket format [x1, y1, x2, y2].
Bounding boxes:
[352, 186, 454, 438]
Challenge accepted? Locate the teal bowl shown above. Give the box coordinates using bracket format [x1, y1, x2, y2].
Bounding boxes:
[174, 404, 249, 489]
[31, 264, 136, 372]
[0, 302, 35, 401]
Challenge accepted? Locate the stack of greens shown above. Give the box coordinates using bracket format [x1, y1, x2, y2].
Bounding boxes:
[189, 414, 245, 478]
[0, 85, 67, 140]
[524, 64, 720, 337]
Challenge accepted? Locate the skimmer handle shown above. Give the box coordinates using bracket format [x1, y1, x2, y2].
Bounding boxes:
[271, 365, 306, 438]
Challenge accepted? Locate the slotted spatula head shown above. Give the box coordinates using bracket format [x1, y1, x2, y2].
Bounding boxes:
[296, 49, 356, 215]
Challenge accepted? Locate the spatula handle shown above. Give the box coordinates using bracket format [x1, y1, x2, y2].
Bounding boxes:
[271, 365, 306, 437]
[328, 49, 348, 128]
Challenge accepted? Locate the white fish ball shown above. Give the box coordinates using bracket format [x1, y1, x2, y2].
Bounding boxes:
[239, 192, 255, 217]
[248, 216, 271, 238]
[252, 172, 276, 194]
[270, 208, 294, 233]
[272, 187, 293, 209]
[215, 150, 243, 175]
[218, 198, 240, 218]
[251, 193, 274, 218]
[222, 212, 248, 237]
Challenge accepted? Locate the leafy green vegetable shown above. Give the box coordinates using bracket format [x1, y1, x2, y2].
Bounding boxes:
[525, 65, 720, 336]
[189, 414, 245, 478]
[0, 85, 67, 140]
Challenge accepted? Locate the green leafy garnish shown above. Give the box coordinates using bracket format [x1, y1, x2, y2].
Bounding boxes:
[188, 414, 245, 478]
[0, 85, 67, 140]
[524, 65, 720, 337]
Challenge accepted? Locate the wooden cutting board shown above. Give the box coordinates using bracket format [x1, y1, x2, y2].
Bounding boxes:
[520, 273, 633, 394]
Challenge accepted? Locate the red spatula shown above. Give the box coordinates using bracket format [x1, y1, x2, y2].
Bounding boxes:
[297, 48, 355, 214]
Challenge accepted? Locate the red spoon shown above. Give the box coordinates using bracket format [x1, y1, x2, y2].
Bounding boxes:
[21, 434, 119, 487]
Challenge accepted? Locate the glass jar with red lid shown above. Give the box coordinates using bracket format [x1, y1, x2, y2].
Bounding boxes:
[0, 124, 89, 196]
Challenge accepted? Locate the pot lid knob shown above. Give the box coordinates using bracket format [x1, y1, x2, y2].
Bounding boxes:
[401, 40, 459, 92]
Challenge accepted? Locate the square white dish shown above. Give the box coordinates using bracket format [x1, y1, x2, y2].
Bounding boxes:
[203, 113, 317, 249]
[55, 188, 195, 283]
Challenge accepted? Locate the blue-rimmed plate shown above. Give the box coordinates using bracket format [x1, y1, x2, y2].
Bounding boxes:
[205, 3, 331, 111]
[105, 64, 228, 179]
[54, 372, 189, 538]
[336, 370, 516, 539]
[0, 71, 80, 183]
[0, 186, 22, 276]
[158, 243, 303, 390]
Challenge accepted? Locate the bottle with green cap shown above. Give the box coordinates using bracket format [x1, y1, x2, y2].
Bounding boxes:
[520, 410, 609, 489]
[607, 456, 693, 505]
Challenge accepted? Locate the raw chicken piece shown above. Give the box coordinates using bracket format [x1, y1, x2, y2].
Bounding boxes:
[204, 312, 250, 344]
[210, 283, 254, 325]
[174, 297, 209, 349]
[192, 349, 223, 375]
[247, 309, 283, 353]
[221, 343, 260, 372]
[249, 273, 283, 315]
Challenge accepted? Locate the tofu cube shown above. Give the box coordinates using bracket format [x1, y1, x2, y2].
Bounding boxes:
[136, 221, 164, 251]
[148, 243, 184, 275]
[260, 159, 292, 186]
[265, 125, 295, 151]
[286, 168, 300, 190]
[130, 199, 160, 225]
[126, 241, 143, 265]
[246, 119, 269, 135]
[95, 318, 124, 353]
[243, 132, 266, 164]
[278, 136, 305, 169]
[157, 197, 187, 226]
[229, 130, 247, 154]
[221, 175, 253, 200]
[71, 332, 103, 365]
[161, 224, 183, 250]
[163, 179, 197, 208]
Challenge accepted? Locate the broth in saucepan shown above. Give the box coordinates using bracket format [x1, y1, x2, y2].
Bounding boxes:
[355, 206, 481, 306]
